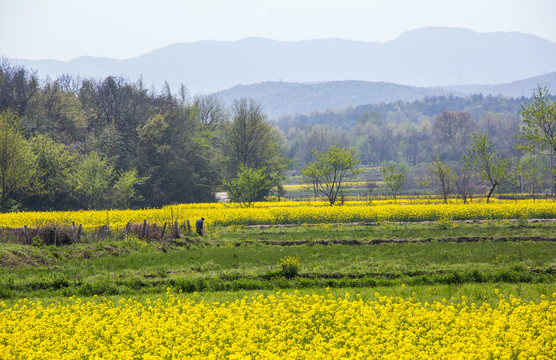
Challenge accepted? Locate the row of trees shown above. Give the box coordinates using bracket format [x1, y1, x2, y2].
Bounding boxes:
[294, 86, 556, 205]
[281, 93, 525, 168]
[0, 61, 288, 212]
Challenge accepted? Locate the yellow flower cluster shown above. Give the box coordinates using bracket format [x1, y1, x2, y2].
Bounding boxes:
[0, 290, 554, 359]
[0, 199, 555, 229]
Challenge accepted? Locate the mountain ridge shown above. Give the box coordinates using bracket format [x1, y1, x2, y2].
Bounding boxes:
[12, 27, 556, 94]
[213, 72, 556, 119]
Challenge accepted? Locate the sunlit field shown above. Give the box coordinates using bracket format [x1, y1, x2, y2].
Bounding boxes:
[1, 289, 554, 359]
[1, 198, 556, 230]
[2, 198, 556, 359]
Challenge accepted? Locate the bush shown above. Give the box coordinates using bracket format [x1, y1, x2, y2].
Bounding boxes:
[31, 236, 43, 247]
[279, 255, 301, 278]
[51, 278, 70, 290]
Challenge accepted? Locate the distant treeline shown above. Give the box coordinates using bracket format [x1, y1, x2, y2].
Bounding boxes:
[277, 94, 525, 131]
[278, 94, 538, 167]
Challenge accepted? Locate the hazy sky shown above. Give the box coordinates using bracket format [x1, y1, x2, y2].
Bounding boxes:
[1, 0, 555, 61]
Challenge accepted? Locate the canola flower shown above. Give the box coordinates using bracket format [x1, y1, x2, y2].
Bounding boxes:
[0, 198, 555, 230]
[0, 289, 554, 359]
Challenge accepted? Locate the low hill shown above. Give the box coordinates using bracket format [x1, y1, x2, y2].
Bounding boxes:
[214, 81, 454, 118]
[214, 73, 556, 119]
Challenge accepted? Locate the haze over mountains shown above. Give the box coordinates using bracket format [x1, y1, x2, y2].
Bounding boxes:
[214, 72, 556, 118]
[11, 26, 556, 117]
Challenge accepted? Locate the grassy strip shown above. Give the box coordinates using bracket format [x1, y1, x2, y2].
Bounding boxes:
[214, 219, 556, 243]
[1, 237, 555, 299]
[1, 221, 555, 300]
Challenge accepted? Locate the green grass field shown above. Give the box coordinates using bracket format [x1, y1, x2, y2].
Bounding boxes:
[1, 220, 555, 305]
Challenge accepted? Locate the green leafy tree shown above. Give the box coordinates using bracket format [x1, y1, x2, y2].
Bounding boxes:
[0, 110, 40, 212]
[73, 152, 114, 209]
[516, 85, 556, 153]
[27, 79, 86, 144]
[462, 132, 513, 203]
[517, 156, 545, 199]
[220, 98, 289, 195]
[227, 165, 273, 207]
[515, 85, 556, 193]
[112, 168, 149, 208]
[381, 164, 406, 203]
[301, 145, 362, 205]
[29, 134, 76, 209]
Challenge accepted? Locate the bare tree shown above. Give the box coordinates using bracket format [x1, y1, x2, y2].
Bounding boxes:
[432, 111, 477, 159]
[453, 166, 475, 203]
[364, 176, 379, 204]
[422, 155, 453, 203]
[193, 94, 228, 131]
[0, 58, 39, 116]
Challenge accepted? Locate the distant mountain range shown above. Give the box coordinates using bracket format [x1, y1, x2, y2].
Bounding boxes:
[214, 72, 556, 118]
[13, 27, 556, 96]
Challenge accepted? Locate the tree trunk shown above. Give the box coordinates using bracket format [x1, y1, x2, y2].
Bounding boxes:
[486, 184, 497, 203]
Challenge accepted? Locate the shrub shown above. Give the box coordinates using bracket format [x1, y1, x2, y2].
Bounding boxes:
[31, 236, 43, 247]
[279, 255, 301, 278]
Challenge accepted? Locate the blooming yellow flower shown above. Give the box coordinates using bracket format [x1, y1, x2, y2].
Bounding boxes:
[0, 291, 554, 359]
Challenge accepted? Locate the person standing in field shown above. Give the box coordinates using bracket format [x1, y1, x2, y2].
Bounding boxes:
[195, 218, 204, 236]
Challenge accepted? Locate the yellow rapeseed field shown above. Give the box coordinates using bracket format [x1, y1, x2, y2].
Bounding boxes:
[1, 199, 555, 230]
[0, 289, 554, 359]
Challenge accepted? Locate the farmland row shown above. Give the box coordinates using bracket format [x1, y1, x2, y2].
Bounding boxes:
[1, 199, 556, 230]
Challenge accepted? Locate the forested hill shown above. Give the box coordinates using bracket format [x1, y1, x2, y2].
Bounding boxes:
[215, 72, 556, 119]
[276, 94, 527, 132]
[214, 81, 454, 119]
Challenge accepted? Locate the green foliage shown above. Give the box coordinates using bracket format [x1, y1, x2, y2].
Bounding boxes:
[220, 98, 289, 191]
[31, 236, 44, 248]
[516, 85, 556, 154]
[227, 165, 273, 207]
[73, 152, 114, 209]
[381, 164, 406, 202]
[29, 134, 76, 208]
[516, 155, 545, 198]
[462, 132, 513, 203]
[112, 168, 149, 208]
[0, 59, 553, 211]
[301, 145, 362, 205]
[0, 110, 41, 212]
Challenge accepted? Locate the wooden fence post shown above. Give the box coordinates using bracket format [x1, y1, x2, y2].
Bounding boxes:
[174, 221, 180, 238]
[161, 222, 167, 240]
[125, 222, 130, 239]
[54, 226, 57, 246]
[142, 220, 147, 239]
[24, 225, 30, 245]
